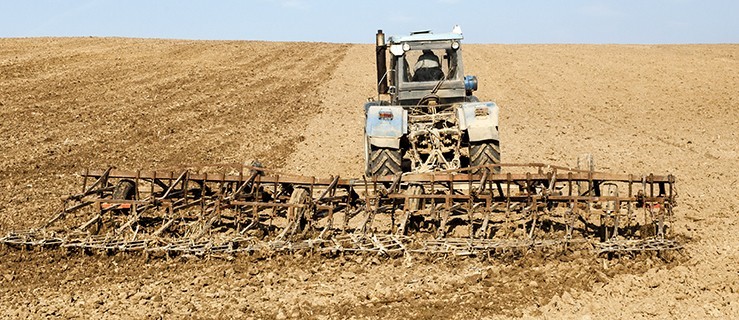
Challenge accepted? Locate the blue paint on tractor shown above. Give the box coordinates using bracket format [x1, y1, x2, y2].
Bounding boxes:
[464, 75, 478, 92]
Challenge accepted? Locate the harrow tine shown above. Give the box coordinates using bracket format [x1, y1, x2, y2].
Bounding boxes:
[115, 205, 150, 235]
[478, 200, 493, 239]
[79, 214, 101, 231]
[359, 207, 375, 235]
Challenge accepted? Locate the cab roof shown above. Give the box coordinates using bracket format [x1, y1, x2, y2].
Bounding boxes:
[388, 31, 464, 44]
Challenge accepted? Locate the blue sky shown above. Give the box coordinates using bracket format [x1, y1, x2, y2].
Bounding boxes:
[0, 0, 737, 43]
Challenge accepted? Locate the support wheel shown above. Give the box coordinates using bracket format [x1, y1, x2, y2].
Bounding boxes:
[280, 188, 312, 239]
[367, 147, 402, 177]
[398, 184, 424, 235]
[112, 180, 136, 200]
[469, 140, 501, 174]
[111, 179, 136, 215]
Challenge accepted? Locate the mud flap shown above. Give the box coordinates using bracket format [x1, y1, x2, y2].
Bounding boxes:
[457, 102, 499, 142]
[365, 105, 407, 148]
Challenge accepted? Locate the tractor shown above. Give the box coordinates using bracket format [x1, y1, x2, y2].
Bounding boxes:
[365, 26, 501, 176]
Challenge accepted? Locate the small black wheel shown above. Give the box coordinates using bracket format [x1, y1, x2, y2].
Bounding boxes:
[110, 179, 136, 216]
[400, 184, 425, 234]
[288, 187, 311, 234]
[112, 180, 136, 200]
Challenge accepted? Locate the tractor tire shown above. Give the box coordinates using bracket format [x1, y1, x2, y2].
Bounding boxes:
[367, 147, 402, 177]
[469, 140, 501, 174]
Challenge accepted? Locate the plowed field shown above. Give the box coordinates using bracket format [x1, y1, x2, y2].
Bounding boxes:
[0, 38, 737, 319]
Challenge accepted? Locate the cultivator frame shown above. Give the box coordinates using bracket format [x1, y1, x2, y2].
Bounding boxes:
[2, 162, 680, 257]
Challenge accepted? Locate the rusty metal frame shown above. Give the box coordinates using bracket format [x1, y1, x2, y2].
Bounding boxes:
[2, 163, 679, 256]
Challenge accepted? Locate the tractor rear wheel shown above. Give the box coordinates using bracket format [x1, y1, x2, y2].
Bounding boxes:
[367, 147, 402, 177]
[469, 140, 501, 174]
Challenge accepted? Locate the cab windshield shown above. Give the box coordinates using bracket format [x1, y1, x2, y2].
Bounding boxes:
[403, 48, 459, 83]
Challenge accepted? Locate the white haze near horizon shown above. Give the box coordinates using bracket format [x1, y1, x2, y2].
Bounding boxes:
[0, 0, 737, 44]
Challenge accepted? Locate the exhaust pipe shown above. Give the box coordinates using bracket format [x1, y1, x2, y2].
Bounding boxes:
[376, 29, 388, 94]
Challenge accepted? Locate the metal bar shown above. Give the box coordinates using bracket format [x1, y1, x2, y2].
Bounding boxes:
[82, 169, 677, 188]
[373, 172, 675, 183]
[316, 175, 340, 202]
[159, 170, 188, 200]
[43, 201, 95, 228]
[387, 194, 472, 200]
[84, 169, 354, 186]
[231, 201, 333, 211]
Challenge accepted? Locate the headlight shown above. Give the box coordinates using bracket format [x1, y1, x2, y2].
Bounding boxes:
[402, 43, 411, 52]
[451, 41, 460, 50]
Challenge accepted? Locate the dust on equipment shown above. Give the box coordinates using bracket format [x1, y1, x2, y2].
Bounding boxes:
[2, 158, 679, 257]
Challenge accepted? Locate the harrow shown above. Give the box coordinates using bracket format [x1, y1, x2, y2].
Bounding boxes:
[1, 161, 680, 257]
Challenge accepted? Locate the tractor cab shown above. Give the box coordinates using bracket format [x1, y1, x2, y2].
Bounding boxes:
[378, 28, 477, 105]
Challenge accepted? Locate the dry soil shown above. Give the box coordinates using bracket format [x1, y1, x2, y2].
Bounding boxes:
[0, 38, 737, 319]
